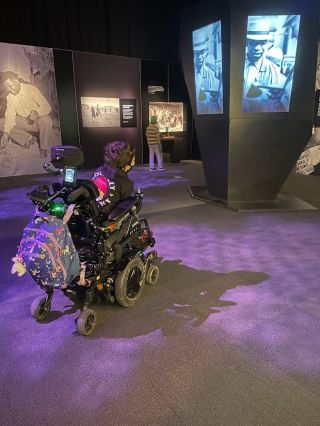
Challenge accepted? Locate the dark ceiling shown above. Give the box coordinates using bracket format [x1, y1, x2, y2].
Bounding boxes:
[0, 0, 198, 62]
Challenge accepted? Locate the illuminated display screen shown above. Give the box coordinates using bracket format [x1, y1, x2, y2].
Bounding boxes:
[192, 21, 223, 115]
[242, 15, 300, 113]
[64, 168, 75, 183]
[148, 102, 184, 132]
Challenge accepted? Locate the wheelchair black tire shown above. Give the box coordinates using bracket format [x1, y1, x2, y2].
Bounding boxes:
[115, 257, 145, 307]
[76, 309, 97, 336]
[30, 296, 51, 321]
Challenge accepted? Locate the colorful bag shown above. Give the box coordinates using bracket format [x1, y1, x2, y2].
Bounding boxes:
[17, 214, 80, 288]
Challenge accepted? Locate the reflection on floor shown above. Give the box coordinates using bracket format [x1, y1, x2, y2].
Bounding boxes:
[1, 161, 320, 426]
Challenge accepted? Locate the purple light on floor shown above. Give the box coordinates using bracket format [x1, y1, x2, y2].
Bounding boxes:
[1, 163, 320, 405]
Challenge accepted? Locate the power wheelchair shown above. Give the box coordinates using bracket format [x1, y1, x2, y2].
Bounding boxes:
[25, 146, 159, 336]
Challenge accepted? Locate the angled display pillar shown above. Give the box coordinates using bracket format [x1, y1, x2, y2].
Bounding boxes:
[180, 0, 319, 210]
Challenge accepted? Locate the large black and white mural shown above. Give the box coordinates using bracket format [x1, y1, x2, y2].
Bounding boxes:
[0, 42, 61, 177]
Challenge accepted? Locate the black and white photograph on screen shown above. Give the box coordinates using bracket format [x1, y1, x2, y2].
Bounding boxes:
[0, 42, 61, 177]
[192, 21, 223, 115]
[149, 102, 183, 132]
[242, 15, 300, 113]
[81, 97, 120, 128]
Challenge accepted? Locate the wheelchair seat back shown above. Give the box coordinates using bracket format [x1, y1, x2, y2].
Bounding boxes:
[107, 196, 139, 222]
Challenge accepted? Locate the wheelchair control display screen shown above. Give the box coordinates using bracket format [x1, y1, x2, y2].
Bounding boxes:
[63, 167, 77, 188]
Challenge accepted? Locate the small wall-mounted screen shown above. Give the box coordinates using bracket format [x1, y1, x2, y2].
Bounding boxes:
[192, 21, 223, 115]
[242, 15, 300, 113]
[148, 102, 184, 132]
[81, 96, 120, 127]
[64, 168, 75, 183]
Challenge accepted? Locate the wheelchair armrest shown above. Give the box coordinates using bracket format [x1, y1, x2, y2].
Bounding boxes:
[107, 196, 137, 221]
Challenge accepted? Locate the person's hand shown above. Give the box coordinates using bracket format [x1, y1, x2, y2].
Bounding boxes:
[0, 132, 9, 148]
[29, 110, 39, 120]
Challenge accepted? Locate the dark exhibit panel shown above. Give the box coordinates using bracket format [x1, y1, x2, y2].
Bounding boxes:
[180, 0, 320, 205]
[228, 118, 312, 200]
[141, 60, 168, 163]
[228, 0, 319, 202]
[53, 49, 80, 147]
[72, 52, 142, 169]
[168, 62, 194, 161]
[180, 1, 231, 200]
[141, 60, 192, 164]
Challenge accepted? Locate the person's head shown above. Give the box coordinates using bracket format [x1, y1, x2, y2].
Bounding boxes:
[1, 71, 21, 95]
[104, 141, 135, 172]
[246, 20, 270, 63]
[150, 115, 157, 125]
[193, 31, 209, 70]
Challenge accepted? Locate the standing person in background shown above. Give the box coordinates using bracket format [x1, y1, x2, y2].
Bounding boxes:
[145, 115, 165, 172]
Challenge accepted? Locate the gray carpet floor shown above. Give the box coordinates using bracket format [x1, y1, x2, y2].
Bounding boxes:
[1, 161, 320, 426]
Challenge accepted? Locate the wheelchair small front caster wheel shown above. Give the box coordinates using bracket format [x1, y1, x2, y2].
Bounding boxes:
[76, 309, 97, 336]
[146, 263, 160, 285]
[30, 296, 51, 321]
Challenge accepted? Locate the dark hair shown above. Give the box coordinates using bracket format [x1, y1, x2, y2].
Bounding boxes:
[104, 141, 135, 169]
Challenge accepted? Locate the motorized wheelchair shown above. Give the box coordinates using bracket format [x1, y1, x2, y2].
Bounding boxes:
[24, 146, 159, 336]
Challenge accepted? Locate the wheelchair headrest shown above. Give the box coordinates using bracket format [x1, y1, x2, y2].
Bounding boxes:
[72, 179, 100, 220]
[51, 146, 84, 168]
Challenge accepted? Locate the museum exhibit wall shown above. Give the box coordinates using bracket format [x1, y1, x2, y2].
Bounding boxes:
[228, 0, 319, 202]
[0, 39, 193, 177]
[53, 49, 79, 149]
[169, 62, 194, 161]
[180, 0, 320, 203]
[141, 60, 168, 163]
[72, 51, 142, 169]
[296, 39, 320, 175]
[180, 2, 231, 200]
[0, 42, 62, 177]
[141, 60, 193, 164]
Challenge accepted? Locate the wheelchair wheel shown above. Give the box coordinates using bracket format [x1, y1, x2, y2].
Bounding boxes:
[30, 296, 51, 321]
[145, 263, 160, 285]
[115, 257, 145, 307]
[76, 309, 97, 336]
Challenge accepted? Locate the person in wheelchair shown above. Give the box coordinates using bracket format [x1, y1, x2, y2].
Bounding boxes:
[92, 141, 135, 218]
[14, 143, 159, 336]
